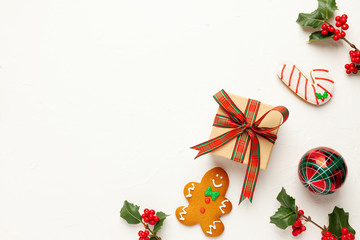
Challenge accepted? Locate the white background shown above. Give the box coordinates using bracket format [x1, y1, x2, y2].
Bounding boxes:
[1, 0, 360, 239]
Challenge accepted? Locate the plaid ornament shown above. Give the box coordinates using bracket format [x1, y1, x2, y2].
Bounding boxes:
[191, 89, 289, 204]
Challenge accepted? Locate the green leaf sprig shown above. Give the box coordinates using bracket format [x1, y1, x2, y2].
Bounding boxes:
[297, 0, 360, 75]
[270, 187, 356, 238]
[120, 200, 169, 240]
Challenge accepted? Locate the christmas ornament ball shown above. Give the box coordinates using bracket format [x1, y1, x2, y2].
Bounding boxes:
[298, 147, 347, 195]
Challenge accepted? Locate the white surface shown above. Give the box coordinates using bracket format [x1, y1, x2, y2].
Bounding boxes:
[1, 0, 360, 239]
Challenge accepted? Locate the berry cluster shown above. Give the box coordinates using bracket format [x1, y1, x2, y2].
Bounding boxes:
[321, 228, 355, 240]
[321, 14, 348, 41]
[340, 227, 355, 240]
[345, 50, 360, 74]
[141, 208, 160, 225]
[292, 210, 307, 237]
[138, 230, 149, 240]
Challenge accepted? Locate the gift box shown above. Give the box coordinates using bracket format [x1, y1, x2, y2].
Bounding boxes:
[191, 90, 289, 203]
[209, 92, 284, 170]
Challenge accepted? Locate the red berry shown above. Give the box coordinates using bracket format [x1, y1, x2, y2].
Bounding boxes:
[138, 231, 143, 236]
[356, 57, 360, 64]
[149, 209, 155, 215]
[333, 35, 339, 41]
[335, 29, 340, 34]
[154, 216, 160, 222]
[141, 214, 146, 218]
[342, 14, 348, 19]
[340, 17, 347, 24]
[295, 228, 302, 235]
[351, 57, 356, 63]
[342, 24, 349, 30]
[144, 209, 149, 215]
[139, 237, 144, 240]
[144, 230, 149, 236]
[347, 232, 354, 238]
[145, 237, 149, 240]
[148, 214, 154, 220]
[294, 220, 302, 227]
[298, 210, 304, 215]
[342, 235, 348, 240]
[350, 63, 355, 67]
[321, 24, 328, 30]
[322, 237, 328, 240]
[345, 64, 350, 69]
[350, 51, 355, 57]
[354, 68, 359, 74]
[336, 21, 342, 27]
[149, 220, 155, 225]
[321, 30, 328, 35]
[336, 16, 341, 21]
[328, 27, 335, 33]
[292, 230, 298, 236]
[346, 69, 351, 74]
[350, 66, 355, 72]
[324, 231, 332, 237]
[301, 225, 306, 231]
[144, 217, 149, 223]
[356, 51, 360, 57]
[341, 31, 346, 38]
[140, 231, 146, 237]
[329, 237, 336, 240]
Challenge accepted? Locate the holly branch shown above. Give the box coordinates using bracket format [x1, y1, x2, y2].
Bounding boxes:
[270, 188, 356, 239]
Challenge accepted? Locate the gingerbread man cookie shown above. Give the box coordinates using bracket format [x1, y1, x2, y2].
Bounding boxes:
[175, 167, 232, 237]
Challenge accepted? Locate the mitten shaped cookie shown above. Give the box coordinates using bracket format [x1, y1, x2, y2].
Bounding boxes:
[175, 167, 232, 237]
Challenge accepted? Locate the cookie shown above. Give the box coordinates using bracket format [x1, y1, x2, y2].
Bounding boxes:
[277, 63, 334, 105]
[175, 167, 232, 237]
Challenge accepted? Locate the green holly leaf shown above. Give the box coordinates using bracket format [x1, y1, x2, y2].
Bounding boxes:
[149, 237, 157, 240]
[153, 211, 169, 234]
[120, 200, 142, 224]
[328, 207, 356, 237]
[323, 91, 329, 98]
[318, 0, 338, 19]
[297, 9, 325, 28]
[297, 0, 338, 28]
[270, 206, 297, 229]
[276, 187, 296, 212]
[310, 31, 335, 41]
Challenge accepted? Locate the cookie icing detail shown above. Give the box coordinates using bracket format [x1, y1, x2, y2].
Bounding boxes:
[179, 206, 187, 221]
[206, 221, 221, 235]
[185, 183, 195, 198]
[219, 200, 229, 214]
[212, 179, 223, 188]
[278, 64, 334, 106]
[205, 186, 219, 201]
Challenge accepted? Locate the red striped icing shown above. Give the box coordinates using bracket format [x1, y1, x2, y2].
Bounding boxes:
[313, 69, 329, 72]
[314, 77, 334, 83]
[304, 78, 308, 100]
[317, 84, 333, 97]
[312, 84, 319, 105]
[295, 72, 301, 93]
[288, 65, 295, 86]
[280, 64, 286, 80]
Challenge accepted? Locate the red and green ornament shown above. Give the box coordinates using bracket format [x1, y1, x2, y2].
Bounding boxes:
[298, 147, 347, 195]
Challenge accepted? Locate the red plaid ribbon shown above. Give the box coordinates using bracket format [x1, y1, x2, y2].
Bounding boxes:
[191, 89, 289, 204]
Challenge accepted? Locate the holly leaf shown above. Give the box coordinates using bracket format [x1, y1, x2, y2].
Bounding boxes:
[153, 211, 169, 234]
[297, 9, 325, 28]
[318, 0, 338, 19]
[270, 206, 297, 229]
[297, 0, 338, 28]
[120, 200, 142, 224]
[309, 31, 334, 41]
[149, 237, 157, 240]
[328, 207, 356, 237]
[323, 91, 329, 98]
[276, 187, 296, 212]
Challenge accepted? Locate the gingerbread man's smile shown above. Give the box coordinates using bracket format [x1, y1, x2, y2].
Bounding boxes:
[212, 174, 223, 188]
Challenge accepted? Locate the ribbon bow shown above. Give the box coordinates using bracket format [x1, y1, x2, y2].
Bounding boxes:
[191, 90, 289, 204]
[205, 186, 220, 201]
